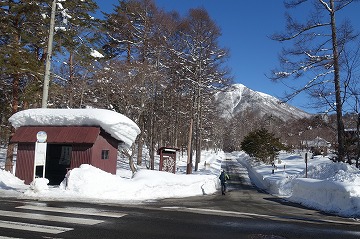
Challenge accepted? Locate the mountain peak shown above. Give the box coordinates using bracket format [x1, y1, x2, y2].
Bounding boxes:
[216, 84, 311, 121]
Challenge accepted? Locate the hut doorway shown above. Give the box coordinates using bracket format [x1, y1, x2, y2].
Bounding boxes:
[45, 144, 72, 185]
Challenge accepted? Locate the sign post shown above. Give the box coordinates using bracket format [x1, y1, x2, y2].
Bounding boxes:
[34, 131, 47, 181]
[305, 152, 308, 178]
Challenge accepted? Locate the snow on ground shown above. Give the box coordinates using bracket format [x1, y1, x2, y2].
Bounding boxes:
[0, 147, 223, 203]
[235, 150, 360, 218]
[1, 146, 360, 218]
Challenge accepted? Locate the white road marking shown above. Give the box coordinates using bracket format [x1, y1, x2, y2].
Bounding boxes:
[161, 206, 360, 225]
[161, 207, 257, 219]
[0, 210, 103, 225]
[0, 236, 23, 239]
[187, 207, 277, 218]
[0, 220, 72, 234]
[17, 205, 127, 218]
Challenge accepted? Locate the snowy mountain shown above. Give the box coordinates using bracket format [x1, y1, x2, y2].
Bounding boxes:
[215, 84, 311, 121]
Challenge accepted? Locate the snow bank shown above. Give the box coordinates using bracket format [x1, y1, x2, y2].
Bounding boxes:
[238, 151, 360, 218]
[0, 169, 26, 189]
[177, 149, 224, 175]
[0, 147, 222, 203]
[290, 178, 360, 216]
[22, 164, 218, 202]
[289, 162, 360, 217]
[0, 169, 27, 197]
[236, 151, 270, 191]
[9, 108, 140, 147]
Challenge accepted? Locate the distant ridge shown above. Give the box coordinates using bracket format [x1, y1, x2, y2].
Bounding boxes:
[215, 84, 311, 121]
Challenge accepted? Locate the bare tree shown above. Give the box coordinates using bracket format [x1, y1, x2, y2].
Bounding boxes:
[175, 8, 231, 171]
[269, 0, 359, 162]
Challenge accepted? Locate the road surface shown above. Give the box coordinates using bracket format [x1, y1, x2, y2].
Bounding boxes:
[0, 158, 359, 238]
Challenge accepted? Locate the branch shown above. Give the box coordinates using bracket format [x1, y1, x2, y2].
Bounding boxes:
[280, 70, 334, 102]
[284, 0, 308, 8]
[272, 21, 330, 42]
[318, 0, 332, 12]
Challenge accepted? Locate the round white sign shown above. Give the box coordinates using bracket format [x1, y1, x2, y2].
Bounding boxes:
[36, 131, 47, 143]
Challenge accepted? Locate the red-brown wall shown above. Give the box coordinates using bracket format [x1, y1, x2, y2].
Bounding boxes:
[15, 143, 35, 184]
[71, 144, 93, 169]
[90, 133, 118, 174]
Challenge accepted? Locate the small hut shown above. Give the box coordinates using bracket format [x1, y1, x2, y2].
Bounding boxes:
[157, 147, 180, 173]
[9, 108, 140, 185]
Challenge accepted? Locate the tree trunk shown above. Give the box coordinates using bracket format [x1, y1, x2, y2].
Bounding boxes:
[150, 135, 155, 170]
[136, 114, 144, 166]
[137, 137, 143, 166]
[194, 83, 202, 171]
[149, 114, 155, 170]
[5, 141, 15, 172]
[121, 147, 136, 174]
[68, 52, 74, 107]
[330, 0, 345, 162]
[127, 42, 131, 64]
[148, 81, 157, 170]
[356, 113, 360, 168]
[5, 74, 19, 172]
[186, 118, 193, 174]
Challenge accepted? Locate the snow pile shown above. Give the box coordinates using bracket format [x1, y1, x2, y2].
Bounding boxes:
[307, 162, 360, 182]
[128, 169, 218, 199]
[23, 165, 218, 202]
[236, 151, 360, 218]
[0, 169, 26, 190]
[0, 148, 222, 203]
[28, 178, 50, 193]
[8, 108, 140, 147]
[290, 162, 360, 216]
[0, 169, 27, 197]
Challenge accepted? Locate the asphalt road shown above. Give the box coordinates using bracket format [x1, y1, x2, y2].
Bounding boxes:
[150, 159, 360, 238]
[0, 159, 360, 239]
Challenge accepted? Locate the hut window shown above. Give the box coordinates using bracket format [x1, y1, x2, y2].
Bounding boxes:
[101, 150, 109, 160]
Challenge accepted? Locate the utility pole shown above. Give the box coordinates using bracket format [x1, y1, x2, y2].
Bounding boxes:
[42, 0, 57, 108]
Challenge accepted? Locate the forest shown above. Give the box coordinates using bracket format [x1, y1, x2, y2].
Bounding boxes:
[1, 0, 360, 170]
[0, 0, 234, 171]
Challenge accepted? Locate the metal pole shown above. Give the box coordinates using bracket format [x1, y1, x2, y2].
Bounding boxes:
[42, 0, 56, 108]
[305, 152, 308, 178]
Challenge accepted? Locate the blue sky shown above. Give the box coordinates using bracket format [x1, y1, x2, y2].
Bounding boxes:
[95, 0, 360, 114]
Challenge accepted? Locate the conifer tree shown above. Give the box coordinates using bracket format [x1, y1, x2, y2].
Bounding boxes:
[241, 128, 287, 163]
[0, 0, 51, 171]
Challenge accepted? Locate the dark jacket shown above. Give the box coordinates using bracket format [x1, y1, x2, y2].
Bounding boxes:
[219, 171, 229, 184]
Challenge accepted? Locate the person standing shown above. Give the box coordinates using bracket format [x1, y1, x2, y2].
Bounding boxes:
[219, 169, 229, 195]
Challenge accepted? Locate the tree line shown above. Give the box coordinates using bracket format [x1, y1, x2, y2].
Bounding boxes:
[0, 0, 232, 172]
[1, 0, 359, 171]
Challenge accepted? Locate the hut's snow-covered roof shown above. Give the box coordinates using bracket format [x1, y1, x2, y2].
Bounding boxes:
[9, 108, 140, 147]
